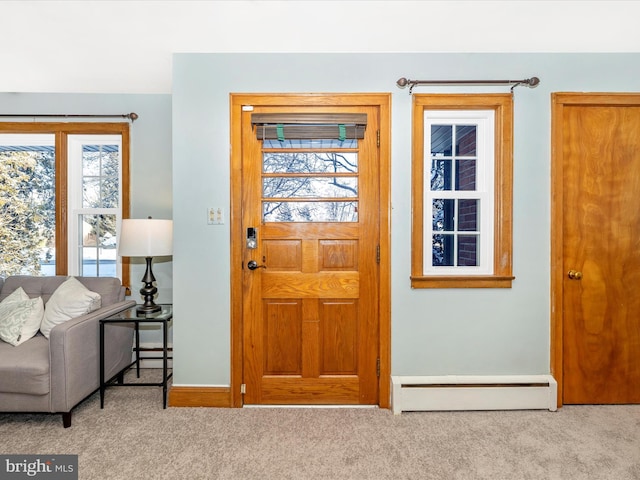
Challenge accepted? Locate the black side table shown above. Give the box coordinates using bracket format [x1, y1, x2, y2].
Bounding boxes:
[99, 304, 173, 409]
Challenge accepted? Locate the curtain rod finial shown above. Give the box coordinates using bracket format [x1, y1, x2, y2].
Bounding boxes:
[128, 112, 139, 122]
[396, 77, 410, 88]
[527, 77, 540, 88]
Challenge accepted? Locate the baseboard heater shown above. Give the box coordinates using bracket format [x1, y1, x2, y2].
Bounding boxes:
[391, 375, 557, 415]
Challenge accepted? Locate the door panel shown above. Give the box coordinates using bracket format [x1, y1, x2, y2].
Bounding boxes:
[320, 300, 358, 374]
[263, 300, 301, 374]
[554, 94, 640, 404]
[239, 99, 381, 405]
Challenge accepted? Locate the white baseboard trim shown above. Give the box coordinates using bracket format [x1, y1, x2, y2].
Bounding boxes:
[391, 375, 557, 415]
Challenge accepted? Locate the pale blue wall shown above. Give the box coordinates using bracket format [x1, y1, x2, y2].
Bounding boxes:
[5, 53, 637, 389]
[0, 92, 173, 345]
[171, 53, 640, 386]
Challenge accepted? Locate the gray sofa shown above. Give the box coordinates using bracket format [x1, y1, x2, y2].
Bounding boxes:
[0, 275, 136, 427]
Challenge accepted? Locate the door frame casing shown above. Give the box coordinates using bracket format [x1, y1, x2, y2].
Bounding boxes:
[229, 93, 391, 408]
[550, 92, 640, 407]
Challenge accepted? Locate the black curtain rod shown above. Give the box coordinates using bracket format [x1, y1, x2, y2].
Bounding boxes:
[396, 77, 540, 93]
[0, 112, 139, 122]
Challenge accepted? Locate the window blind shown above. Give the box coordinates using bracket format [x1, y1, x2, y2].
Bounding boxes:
[251, 113, 367, 140]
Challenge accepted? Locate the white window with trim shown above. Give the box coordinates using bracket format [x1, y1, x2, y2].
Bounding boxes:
[67, 135, 123, 278]
[425, 110, 494, 275]
[411, 94, 513, 289]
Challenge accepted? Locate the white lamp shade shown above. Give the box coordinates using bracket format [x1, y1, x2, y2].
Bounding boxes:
[118, 218, 173, 257]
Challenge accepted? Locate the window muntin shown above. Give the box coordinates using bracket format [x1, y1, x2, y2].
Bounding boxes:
[411, 94, 513, 288]
[432, 198, 480, 267]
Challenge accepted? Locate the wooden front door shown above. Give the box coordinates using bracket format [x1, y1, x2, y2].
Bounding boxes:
[552, 93, 640, 405]
[231, 94, 389, 406]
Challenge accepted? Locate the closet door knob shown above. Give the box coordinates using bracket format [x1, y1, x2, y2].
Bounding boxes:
[567, 270, 583, 280]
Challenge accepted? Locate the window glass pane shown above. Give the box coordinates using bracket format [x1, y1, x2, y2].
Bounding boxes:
[82, 150, 100, 176]
[432, 199, 454, 231]
[263, 152, 358, 174]
[82, 177, 101, 208]
[458, 199, 479, 231]
[101, 147, 120, 172]
[263, 139, 358, 149]
[433, 233, 454, 266]
[0, 136, 56, 276]
[456, 125, 477, 156]
[455, 159, 477, 191]
[80, 214, 116, 276]
[457, 235, 479, 266]
[263, 177, 358, 199]
[263, 201, 357, 222]
[431, 125, 452, 156]
[430, 159, 452, 191]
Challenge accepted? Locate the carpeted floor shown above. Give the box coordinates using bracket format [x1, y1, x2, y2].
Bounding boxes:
[1, 370, 639, 480]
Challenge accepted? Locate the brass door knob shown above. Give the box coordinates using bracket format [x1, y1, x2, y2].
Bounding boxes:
[568, 270, 583, 280]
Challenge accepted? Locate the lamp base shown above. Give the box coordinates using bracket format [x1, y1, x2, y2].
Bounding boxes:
[136, 303, 162, 316]
[136, 256, 161, 316]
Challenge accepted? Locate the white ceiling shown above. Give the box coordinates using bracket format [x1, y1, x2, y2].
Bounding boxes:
[2, 1, 640, 94]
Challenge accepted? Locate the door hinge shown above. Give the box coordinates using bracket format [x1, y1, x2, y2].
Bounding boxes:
[376, 130, 380, 148]
[376, 245, 380, 264]
[376, 358, 380, 377]
[240, 383, 246, 395]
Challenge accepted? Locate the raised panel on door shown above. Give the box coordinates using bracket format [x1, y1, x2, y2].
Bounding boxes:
[320, 300, 358, 375]
[263, 300, 302, 375]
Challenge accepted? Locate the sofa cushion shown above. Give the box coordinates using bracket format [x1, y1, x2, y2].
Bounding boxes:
[40, 277, 101, 339]
[0, 275, 124, 307]
[0, 334, 50, 395]
[0, 276, 68, 304]
[0, 287, 44, 346]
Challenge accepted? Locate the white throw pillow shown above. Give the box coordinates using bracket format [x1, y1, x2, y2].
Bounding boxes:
[15, 296, 44, 346]
[0, 287, 45, 346]
[40, 277, 102, 339]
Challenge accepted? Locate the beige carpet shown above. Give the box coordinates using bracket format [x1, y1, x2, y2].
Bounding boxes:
[1, 370, 639, 480]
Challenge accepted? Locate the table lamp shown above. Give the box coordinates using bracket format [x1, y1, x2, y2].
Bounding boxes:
[118, 217, 173, 315]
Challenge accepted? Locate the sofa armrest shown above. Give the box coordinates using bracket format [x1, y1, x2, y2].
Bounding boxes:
[48, 300, 136, 413]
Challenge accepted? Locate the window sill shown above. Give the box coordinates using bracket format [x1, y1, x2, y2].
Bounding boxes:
[410, 275, 514, 289]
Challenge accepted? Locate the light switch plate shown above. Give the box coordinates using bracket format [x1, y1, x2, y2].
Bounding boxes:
[207, 207, 224, 225]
